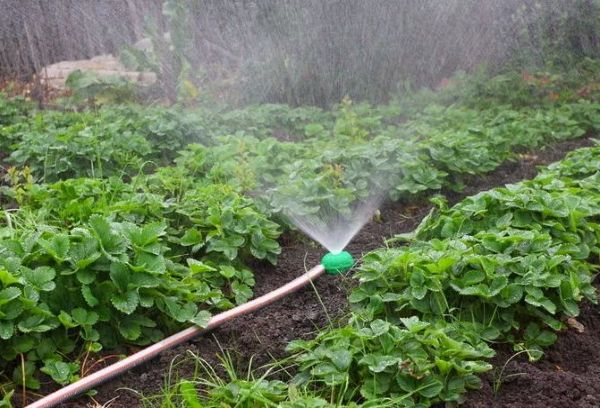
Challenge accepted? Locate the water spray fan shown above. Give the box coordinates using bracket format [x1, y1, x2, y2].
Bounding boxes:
[321, 250, 354, 274]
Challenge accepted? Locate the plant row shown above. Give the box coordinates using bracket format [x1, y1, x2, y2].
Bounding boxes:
[193, 99, 600, 219]
[3, 60, 600, 204]
[7, 92, 590, 221]
[0, 180, 281, 389]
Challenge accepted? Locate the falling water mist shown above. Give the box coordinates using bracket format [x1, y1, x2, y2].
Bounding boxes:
[276, 177, 388, 255]
[285, 193, 384, 254]
[4, 2, 597, 107]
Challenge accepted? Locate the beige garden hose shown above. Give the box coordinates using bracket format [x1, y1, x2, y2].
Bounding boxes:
[26, 264, 326, 408]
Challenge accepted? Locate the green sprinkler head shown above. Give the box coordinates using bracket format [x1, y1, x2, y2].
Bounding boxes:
[321, 251, 354, 275]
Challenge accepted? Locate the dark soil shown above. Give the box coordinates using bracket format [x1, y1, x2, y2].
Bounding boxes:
[464, 289, 600, 408]
[39, 136, 598, 408]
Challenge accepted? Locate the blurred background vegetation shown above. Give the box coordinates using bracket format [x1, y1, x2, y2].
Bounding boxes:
[1, 0, 600, 107]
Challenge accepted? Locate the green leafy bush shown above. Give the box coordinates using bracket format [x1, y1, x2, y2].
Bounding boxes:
[0, 94, 32, 127]
[0, 175, 281, 389]
[15, 176, 281, 265]
[353, 146, 600, 359]
[287, 318, 493, 406]
[3, 105, 214, 181]
[0, 216, 212, 387]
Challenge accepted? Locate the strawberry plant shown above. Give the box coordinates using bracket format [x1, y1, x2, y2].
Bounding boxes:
[0, 94, 32, 127]
[7, 176, 281, 266]
[287, 317, 493, 405]
[168, 98, 600, 223]
[7, 110, 153, 181]
[353, 145, 600, 359]
[217, 103, 334, 140]
[0, 176, 281, 389]
[2, 105, 214, 181]
[0, 213, 255, 387]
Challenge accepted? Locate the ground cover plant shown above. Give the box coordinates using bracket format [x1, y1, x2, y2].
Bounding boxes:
[0, 59, 600, 405]
[0, 189, 281, 389]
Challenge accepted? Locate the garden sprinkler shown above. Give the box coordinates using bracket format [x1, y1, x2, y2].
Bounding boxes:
[321, 250, 354, 274]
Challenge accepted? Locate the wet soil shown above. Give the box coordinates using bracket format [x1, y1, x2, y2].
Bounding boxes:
[464, 289, 600, 408]
[34, 136, 598, 408]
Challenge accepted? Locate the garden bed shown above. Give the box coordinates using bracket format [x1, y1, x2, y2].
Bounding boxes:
[51, 136, 597, 407]
[465, 284, 600, 408]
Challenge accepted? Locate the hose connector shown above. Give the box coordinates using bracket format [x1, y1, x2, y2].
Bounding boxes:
[321, 251, 354, 274]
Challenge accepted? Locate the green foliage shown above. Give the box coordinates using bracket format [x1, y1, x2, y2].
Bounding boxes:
[354, 145, 600, 359]
[0, 175, 281, 389]
[2, 105, 212, 181]
[0, 390, 13, 408]
[0, 93, 32, 127]
[287, 318, 492, 406]
[15, 176, 281, 265]
[6, 109, 152, 180]
[3, 62, 600, 200]
[65, 70, 138, 106]
[0, 217, 213, 385]
[174, 98, 600, 221]
[216, 104, 333, 140]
